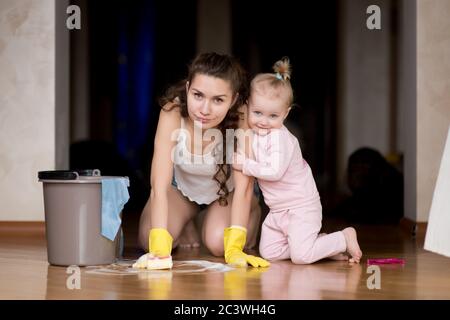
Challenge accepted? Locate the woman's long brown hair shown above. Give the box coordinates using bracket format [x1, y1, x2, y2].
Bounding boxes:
[159, 52, 249, 206]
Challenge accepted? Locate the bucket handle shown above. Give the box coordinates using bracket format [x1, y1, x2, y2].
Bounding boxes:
[38, 170, 79, 180]
[38, 169, 101, 180]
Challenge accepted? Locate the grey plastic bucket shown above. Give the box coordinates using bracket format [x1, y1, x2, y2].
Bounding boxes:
[38, 169, 126, 266]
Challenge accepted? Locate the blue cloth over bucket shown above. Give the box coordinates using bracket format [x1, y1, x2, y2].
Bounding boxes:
[101, 177, 130, 241]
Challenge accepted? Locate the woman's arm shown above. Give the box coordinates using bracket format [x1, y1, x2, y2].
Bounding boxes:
[230, 104, 254, 227]
[224, 104, 270, 268]
[230, 169, 254, 227]
[150, 103, 181, 229]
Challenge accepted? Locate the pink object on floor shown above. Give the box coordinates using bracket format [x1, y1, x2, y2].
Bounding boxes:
[367, 258, 405, 265]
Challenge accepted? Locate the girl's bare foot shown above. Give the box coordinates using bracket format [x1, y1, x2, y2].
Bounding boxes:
[318, 233, 349, 261]
[177, 220, 201, 248]
[342, 227, 362, 263]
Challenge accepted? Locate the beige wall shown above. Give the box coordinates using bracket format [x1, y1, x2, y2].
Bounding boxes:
[0, 0, 55, 221]
[417, 0, 450, 222]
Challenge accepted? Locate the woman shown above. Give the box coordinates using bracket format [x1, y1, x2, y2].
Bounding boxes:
[137, 52, 269, 267]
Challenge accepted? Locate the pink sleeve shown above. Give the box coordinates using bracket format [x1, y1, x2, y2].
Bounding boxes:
[242, 131, 294, 181]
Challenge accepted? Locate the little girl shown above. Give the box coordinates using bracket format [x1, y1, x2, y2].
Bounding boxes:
[233, 58, 362, 264]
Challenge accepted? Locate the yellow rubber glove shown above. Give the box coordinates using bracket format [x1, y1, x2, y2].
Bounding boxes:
[149, 228, 173, 257]
[224, 226, 270, 268]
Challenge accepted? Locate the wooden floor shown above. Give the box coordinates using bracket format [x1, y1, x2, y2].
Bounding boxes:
[1, 221, 450, 300]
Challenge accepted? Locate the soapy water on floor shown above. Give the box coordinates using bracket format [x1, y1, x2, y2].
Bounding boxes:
[85, 259, 234, 276]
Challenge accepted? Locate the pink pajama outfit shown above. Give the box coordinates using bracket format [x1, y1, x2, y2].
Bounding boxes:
[242, 126, 346, 264]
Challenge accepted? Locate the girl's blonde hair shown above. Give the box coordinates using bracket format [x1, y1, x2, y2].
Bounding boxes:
[250, 57, 294, 108]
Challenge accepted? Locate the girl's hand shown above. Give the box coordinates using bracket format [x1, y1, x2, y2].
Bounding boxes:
[233, 152, 244, 171]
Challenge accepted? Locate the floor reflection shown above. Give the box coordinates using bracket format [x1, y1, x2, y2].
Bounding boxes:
[259, 261, 363, 299]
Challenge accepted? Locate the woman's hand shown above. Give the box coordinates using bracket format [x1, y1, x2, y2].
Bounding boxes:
[149, 228, 173, 257]
[133, 228, 174, 270]
[224, 226, 270, 268]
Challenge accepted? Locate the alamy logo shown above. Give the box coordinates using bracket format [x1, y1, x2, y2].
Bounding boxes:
[366, 265, 381, 290]
[66, 265, 81, 290]
[66, 5, 81, 30]
[366, 5, 381, 30]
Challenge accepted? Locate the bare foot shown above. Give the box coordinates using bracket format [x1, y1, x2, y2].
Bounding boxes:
[177, 220, 201, 248]
[342, 227, 362, 263]
[318, 233, 349, 261]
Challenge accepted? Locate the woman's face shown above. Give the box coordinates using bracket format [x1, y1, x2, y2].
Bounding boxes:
[186, 74, 236, 130]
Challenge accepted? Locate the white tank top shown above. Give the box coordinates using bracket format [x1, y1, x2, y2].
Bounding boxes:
[172, 119, 234, 205]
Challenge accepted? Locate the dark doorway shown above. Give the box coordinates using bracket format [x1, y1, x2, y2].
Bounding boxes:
[231, 1, 339, 213]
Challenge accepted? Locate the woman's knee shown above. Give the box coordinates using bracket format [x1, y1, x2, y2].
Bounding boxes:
[202, 227, 224, 256]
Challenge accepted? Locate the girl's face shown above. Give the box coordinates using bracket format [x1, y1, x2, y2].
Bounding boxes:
[186, 74, 236, 131]
[247, 90, 290, 136]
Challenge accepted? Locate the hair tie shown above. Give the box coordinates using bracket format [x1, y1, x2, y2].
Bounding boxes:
[275, 72, 283, 80]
